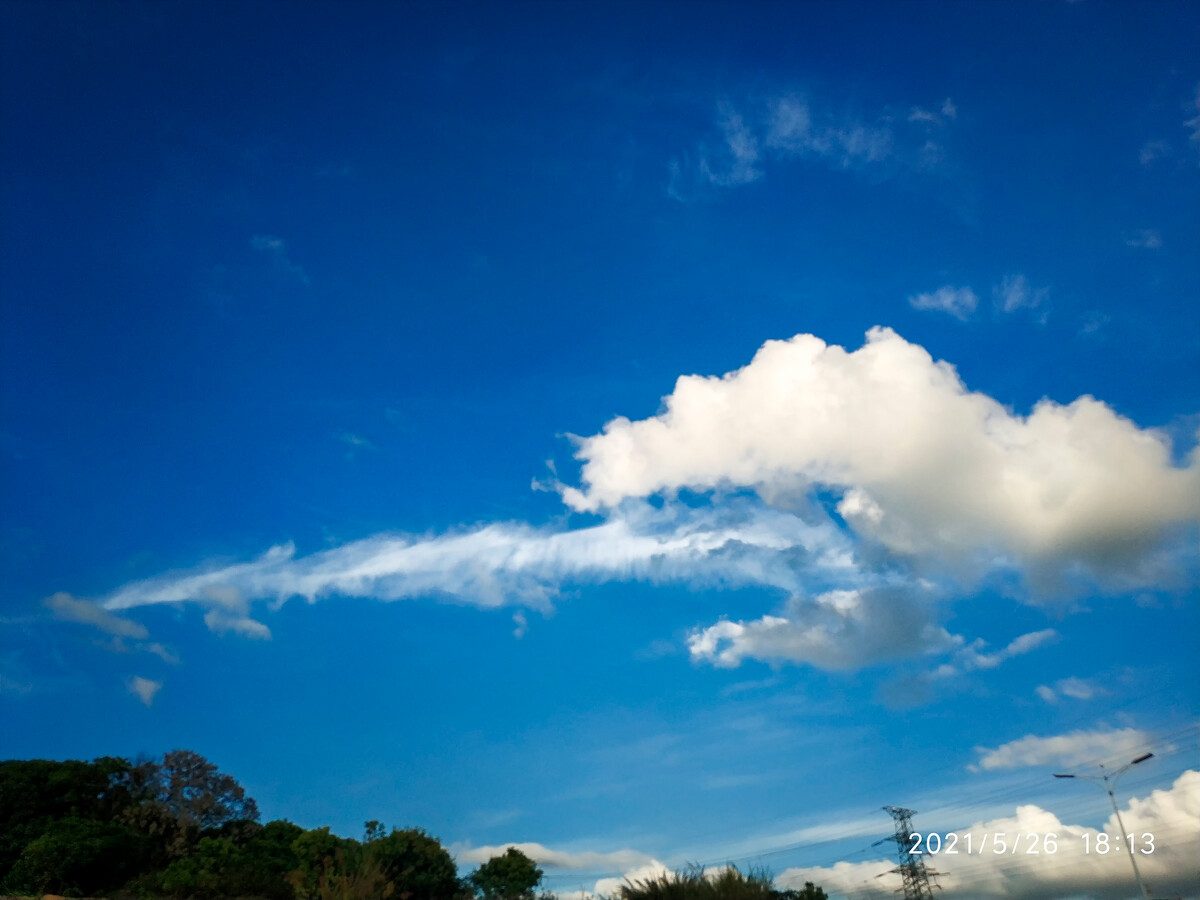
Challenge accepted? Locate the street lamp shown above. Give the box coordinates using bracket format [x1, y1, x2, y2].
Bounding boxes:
[1053, 753, 1154, 900]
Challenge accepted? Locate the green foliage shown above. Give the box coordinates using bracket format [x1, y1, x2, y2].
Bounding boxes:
[286, 827, 400, 900]
[0, 756, 132, 882]
[115, 749, 260, 859]
[617, 866, 823, 900]
[368, 827, 459, 900]
[149, 821, 304, 900]
[0, 752, 821, 900]
[3, 816, 148, 896]
[468, 847, 544, 900]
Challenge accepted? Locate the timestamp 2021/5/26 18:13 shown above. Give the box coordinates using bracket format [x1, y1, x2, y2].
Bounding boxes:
[907, 832, 1156, 856]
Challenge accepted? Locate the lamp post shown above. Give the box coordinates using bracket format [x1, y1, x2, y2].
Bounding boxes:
[1054, 752, 1154, 900]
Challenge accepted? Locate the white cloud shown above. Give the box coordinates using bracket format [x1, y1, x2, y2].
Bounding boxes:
[1035, 684, 1058, 703]
[512, 610, 528, 639]
[1125, 229, 1163, 249]
[1037, 676, 1102, 704]
[908, 285, 978, 320]
[127, 675, 162, 706]
[688, 587, 957, 671]
[928, 629, 1057, 680]
[1055, 676, 1099, 700]
[203, 608, 271, 640]
[454, 842, 655, 872]
[941, 98, 957, 119]
[45, 592, 148, 639]
[102, 501, 857, 615]
[590, 860, 672, 899]
[778, 770, 1200, 899]
[196, 585, 271, 639]
[561, 328, 1200, 590]
[992, 273, 1048, 314]
[971, 727, 1151, 772]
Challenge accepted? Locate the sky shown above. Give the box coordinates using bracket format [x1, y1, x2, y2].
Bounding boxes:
[1, 2, 1198, 898]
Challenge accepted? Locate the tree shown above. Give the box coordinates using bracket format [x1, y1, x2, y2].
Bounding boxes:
[3, 816, 148, 896]
[777, 885, 827, 900]
[369, 827, 459, 900]
[617, 866, 824, 900]
[469, 847, 544, 900]
[0, 757, 132, 882]
[115, 749, 259, 858]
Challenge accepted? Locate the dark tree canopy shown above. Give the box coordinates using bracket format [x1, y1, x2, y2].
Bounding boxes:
[370, 827, 460, 900]
[0, 753, 824, 900]
[115, 749, 259, 858]
[0, 756, 133, 884]
[469, 847, 544, 900]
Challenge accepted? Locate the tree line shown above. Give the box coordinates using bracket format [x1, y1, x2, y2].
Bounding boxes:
[0, 751, 824, 900]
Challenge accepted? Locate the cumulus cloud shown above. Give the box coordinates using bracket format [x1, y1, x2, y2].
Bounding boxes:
[454, 842, 655, 872]
[992, 273, 1048, 314]
[970, 727, 1151, 772]
[908, 285, 978, 320]
[45, 592, 148, 639]
[102, 501, 856, 615]
[778, 770, 1200, 899]
[561, 328, 1200, 590]
[127, 675, 162, 706]
[687, 587, 956, 671]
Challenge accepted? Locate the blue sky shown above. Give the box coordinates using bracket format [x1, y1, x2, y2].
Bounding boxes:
[2, 2, 1198, 898]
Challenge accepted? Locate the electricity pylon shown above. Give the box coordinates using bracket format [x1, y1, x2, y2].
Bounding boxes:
[878, 806, 939, 899]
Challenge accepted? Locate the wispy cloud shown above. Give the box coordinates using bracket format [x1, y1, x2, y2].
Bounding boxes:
[45, 592, 148, 639]
[251, 234, 310, 285]
[1125, 228, 1163, 249]
[670, 91, 951, 199]
[970, 726, 1151, 771]
[908, 285, 978, 320]
[698, 103, 762, 187]
[1186, 83, 1200, 155]
[127, 675, 162, 706]
[991, 273, 1048, 314]
[927, 629, 1057, 681]
[1138, 139, 1170, 166]
[102, 500, 857, 616]
[200, 585, 271, 640]
[1036, 676, 1103, 704]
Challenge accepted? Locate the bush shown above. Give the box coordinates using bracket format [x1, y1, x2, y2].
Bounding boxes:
[3, 816, 148, 896]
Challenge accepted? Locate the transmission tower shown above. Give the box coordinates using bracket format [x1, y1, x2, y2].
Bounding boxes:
[879, 806, 939, 900]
